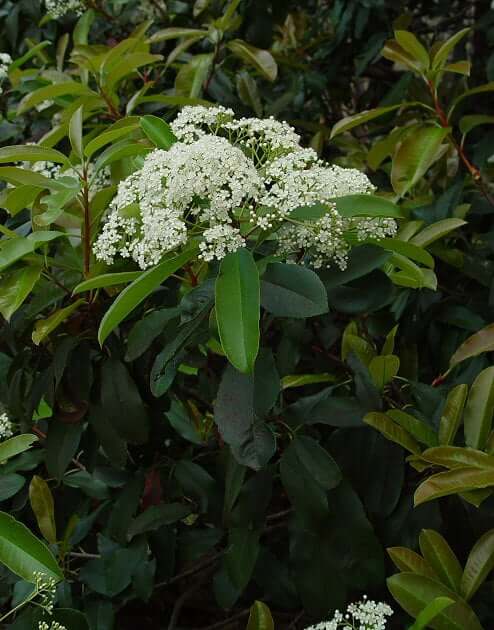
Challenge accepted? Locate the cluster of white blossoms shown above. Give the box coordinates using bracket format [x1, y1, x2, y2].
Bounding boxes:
[0, 411, 14, 440]
[38, 622, 67, 630]
[45, 0, 85, 19]
[305, 597, 393, 630]
[33, 572, 57, 615]
[0, 52, 12, 95]
[94, 106, 397, 270]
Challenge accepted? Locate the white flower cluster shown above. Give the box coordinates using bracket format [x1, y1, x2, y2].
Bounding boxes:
[39, 622, 67, 630]
[94, 106, 397, 270]
[305, 597, 393, 630]
[0, 52, 12, 96]
[34, 572, 57, 615]
[0, 411, 13, 440]
[45, 0, 86, 19]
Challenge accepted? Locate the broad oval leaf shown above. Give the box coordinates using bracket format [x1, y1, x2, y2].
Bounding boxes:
[332, 194, 404, 218]
[0, 145, 70, 166]
[216, 248, 260, 374]
[387, 573, 482, 630]
[32, 299, 86, 346]
[432, 28, 471, 69]
[98, 247, 197, 346]
[387, 547, 438, 579]
[330, 105, 403, 139]
[369, 355, 400, 390]
[364, 412, 421, 454]
[0, 264, 42, 321]
[395, 30, 430, 68]
[140, 115, 177, 149]
[0, 511, 63, 582]
[420, 446, 494, 470]
[260, 263, 328, 319]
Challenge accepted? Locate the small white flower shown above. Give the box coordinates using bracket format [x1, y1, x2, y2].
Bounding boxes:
[305, 597, 393, 630]
[38, 622, 67, 630]
[45, 0, 85, 19]
[0, 411, 14, 440]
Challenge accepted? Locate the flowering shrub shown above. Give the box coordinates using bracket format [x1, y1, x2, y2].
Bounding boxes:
[94, 106, 396, 271]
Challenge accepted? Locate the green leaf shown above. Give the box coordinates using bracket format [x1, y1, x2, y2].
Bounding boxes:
[147, 27, 207, 43]
[387, 573, 482, 630]
[98, 247, 197, 346]
[46, 422, 83, 481]
[369, 355, 400, 389]
[432, 28, 471, 69]
[464, 366, 494, 450]
[69, 105, 84, 158]
[175, 54, 213, 98]
[391, 127, 450, 197]
[0, 434, 38, 463]
[0, 167, 59, 190]
[377, 238, 434, 268]
[214, 364, 276, 470]
[387, 409, 437, 447]
[410, 219, 466, 248]
[387, 547, 438, 579]
[330, 105, 403, 139]
[444, 61, 471, 76]
[461, 529, 494, 601]
[364, 412, 421, 454]
[101, 359, 149, 444]
[420, 446, 494, 470]
[322, 244, 392, 288]
[84, 118, 140, 158]
[415, 466, 494, 506]
[419, 529, 463, 592]
[450, 82, 494, 116]
[128, 504, 192, 538]
[0, 511, 63, 582]
[17, 82, 95, 115]
[449, 324, 494, 369]
[459, 115, 494, 135]
[0, 264, 42, 321]
[227, 40, 277, 81]
[140, 115, 177, 150]
[332, 194, 404, 218]
[226, 527, 260, 590]
[409, 597, 455, 630]
[0, 145, 70, 166]
[216, 248, 260, 374]
[73, 271, 142, 293]
[439, 384, 468, 446]
[260, 262, 328, 319]
[247, 601, 274, 630]
[32, 299, 86, 345]
[281, 373, 336, 389]
[29, 476, 57, 545]
[394, 31, 430, 69]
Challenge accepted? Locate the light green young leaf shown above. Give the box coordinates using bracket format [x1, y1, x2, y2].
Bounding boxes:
[463, 366, 494, 450]
[227, 40, 277, 82]
[0, 264, 42, 321]
[29, 476, 57, 545]
[461, 529, 494, 601]
[0, 434, 38, 463]
[432, 28, 471, 69]
[32, 299, 86, 345]
[410, 218, 466, 248]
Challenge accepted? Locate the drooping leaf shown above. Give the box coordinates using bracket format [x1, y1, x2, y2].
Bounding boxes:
[32, 299, 86, 345]
[0, 434, 38, 463]
[410, 219, 466, 248]
[449, 324, 494, 369]
[260, 263, 328, 319]
[364, 412, 421, 454]
[29, 476, 57, 545]
[98, 247, 197, 346]
[216, 248, 260, 374]
[330, 105, 404, 139]
[227, 40, 277, 81]
[0, 264, 42, 321]
[0, 511, 63, 582]
[73, 271, 143, 293]
[415, 467, 494, 506]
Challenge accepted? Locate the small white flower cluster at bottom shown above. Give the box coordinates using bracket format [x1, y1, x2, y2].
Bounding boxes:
[0, 411, 13, 440]
[38, 622, 67, 630]
[0, 52, 12, 95]
[304, 596, 393, 630]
